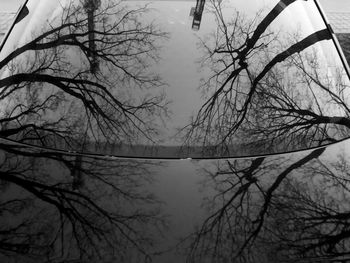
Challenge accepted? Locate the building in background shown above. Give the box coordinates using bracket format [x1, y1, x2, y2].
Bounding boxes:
[327, 12, 350, 33]
[327, 12, 350, 64]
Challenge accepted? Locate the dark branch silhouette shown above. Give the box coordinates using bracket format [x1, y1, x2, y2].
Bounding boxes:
[183, 0, 349, 154]
[183, 142, 350, 262]
[0, 0, 169, 152]
[0, 140, 165, 262]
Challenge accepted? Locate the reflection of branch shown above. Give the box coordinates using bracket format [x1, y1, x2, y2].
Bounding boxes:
[0, 1, 168, 149]
[187, 0, 334, 150]
[264, 155, 350, 261]
[238, 147, 326, 256]
[0, 73, 129, 118]
[292, 53, 350, 115]
[220, 29, 331, 143]
[187, 147, 327, 262]
[247, 0, 303, 49]
[0, 143, 164, 261]
[265, 107, 350, 128]
[186, 157, 265, 262]
[248, 48, 350, 146]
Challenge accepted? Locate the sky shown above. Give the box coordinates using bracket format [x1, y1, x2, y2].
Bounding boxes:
[0, 0, 24, 12]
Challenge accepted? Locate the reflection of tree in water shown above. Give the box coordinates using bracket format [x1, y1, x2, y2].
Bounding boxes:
[183, 145, 350, 262]
[0, 0, 168, 151]
[185, 0, 350, 153]
[0, 142, 165, 262]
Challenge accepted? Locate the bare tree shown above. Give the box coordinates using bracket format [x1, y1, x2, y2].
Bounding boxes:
[244, 46, 350, 149]
[0, 2, 170, 260]
[0, 0, 169, 152]
[181, 148, 324, 262]
[183, 0, 349, 153]
[182, 143, 350, 262]
[0, 140, 166, 262]
[265, 153, 350, 262]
